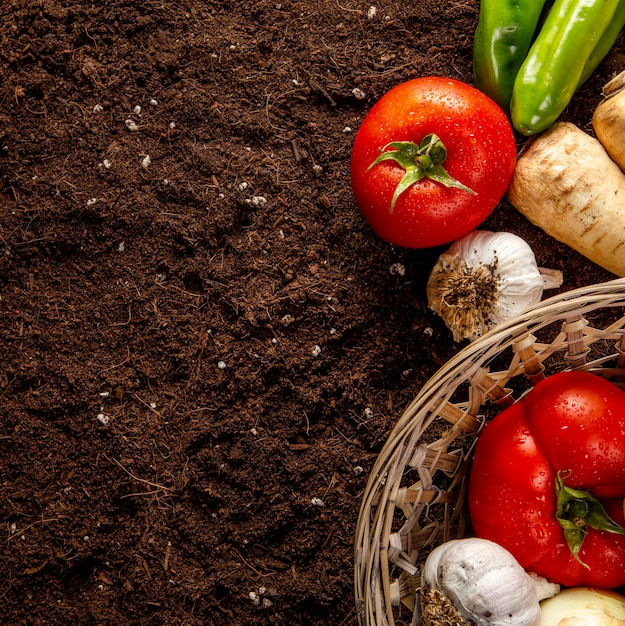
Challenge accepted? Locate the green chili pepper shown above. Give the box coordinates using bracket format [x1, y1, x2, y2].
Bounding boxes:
[473, 0, 548, 113]
[511, 0, 620, 136]
[578, 0, 625, 87]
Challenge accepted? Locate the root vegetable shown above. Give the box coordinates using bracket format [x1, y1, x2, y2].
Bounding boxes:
[540, 587, 625, 625]
[593, 69, 625, 172]
[507, 121, 625, 277]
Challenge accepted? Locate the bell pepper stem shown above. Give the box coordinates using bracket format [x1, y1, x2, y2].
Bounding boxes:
[555, 470, 625, 568]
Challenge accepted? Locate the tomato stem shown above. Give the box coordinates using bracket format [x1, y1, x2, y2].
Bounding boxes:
[555, 471, 625, 569]
[366, 134, 476, 213]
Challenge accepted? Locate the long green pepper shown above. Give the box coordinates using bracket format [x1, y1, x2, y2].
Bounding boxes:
[511, 0, 620, 135]
[578, 0, 625, 87]
[473, 0, 548, 113]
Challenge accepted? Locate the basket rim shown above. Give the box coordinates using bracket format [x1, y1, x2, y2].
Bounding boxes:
[354, 276, 625, 626]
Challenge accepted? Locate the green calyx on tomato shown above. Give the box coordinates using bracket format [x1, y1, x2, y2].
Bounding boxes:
[555, 471, 625, 568]
[367, 134, 476, 213]
[350, 77, 517, 249]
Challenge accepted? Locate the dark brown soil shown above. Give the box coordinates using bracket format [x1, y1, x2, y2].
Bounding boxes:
[1, 2, 622, 625]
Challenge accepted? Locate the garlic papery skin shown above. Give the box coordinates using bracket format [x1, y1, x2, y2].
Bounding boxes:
[540, 587, 625, 625]
[427, 230, 562, 342]
[421, 538, 560, 626]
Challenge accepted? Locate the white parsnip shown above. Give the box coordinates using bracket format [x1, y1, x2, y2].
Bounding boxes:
[593, 69, 625, 172]
[507, 121, 625, 277]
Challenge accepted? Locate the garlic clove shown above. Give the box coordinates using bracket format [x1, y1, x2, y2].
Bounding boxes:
[421, 538, 559, 626]
[427, 231, 562, 342]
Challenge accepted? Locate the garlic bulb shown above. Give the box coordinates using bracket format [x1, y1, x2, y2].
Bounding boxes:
[427, 230, 562, 342]
[421, 538, 560, 626]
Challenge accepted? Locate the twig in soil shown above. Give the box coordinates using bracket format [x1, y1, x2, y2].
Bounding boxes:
[103, 454, 173, 492]
[337, 607, 357, 626]
[163, 542, 171, 572]
[106, 304, 133, 327]
[321, 524, 336, 550]
[322, 472, 338, 500]
[290, 139, 302, 162]
[335, 0, 361, 12]
[308, 78, 336, 107]
[231, 546, 278, 578]
[119, 490, 176, 500]
[6, 516, 68, 542]
[98, 346, 132, 374]
[360, 61, 421, 79]
[133, 393, 164, 418]
[451, 1, 479, 12]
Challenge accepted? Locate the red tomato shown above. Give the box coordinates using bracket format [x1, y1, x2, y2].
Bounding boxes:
[468, 371, 625, 588]
[350, 77, 517, 248]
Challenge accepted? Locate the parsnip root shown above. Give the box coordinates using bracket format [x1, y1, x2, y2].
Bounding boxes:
[507, 121, 625, 277]
[593, 69, 625, 172]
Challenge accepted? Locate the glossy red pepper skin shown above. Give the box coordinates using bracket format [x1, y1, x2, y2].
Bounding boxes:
[469, 371, 625, 588]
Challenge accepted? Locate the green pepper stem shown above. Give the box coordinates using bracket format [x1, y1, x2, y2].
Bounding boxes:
[555, 471, 625, 568]
[366, 134, 476, 213]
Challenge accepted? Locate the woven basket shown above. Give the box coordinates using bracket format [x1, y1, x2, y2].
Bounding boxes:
[354, 277, 625, 626]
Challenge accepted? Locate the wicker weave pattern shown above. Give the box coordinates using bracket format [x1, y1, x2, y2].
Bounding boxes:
[354, 278, 625, 626]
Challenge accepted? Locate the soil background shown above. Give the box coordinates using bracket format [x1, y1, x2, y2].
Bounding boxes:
[1, 1, 623, 625]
